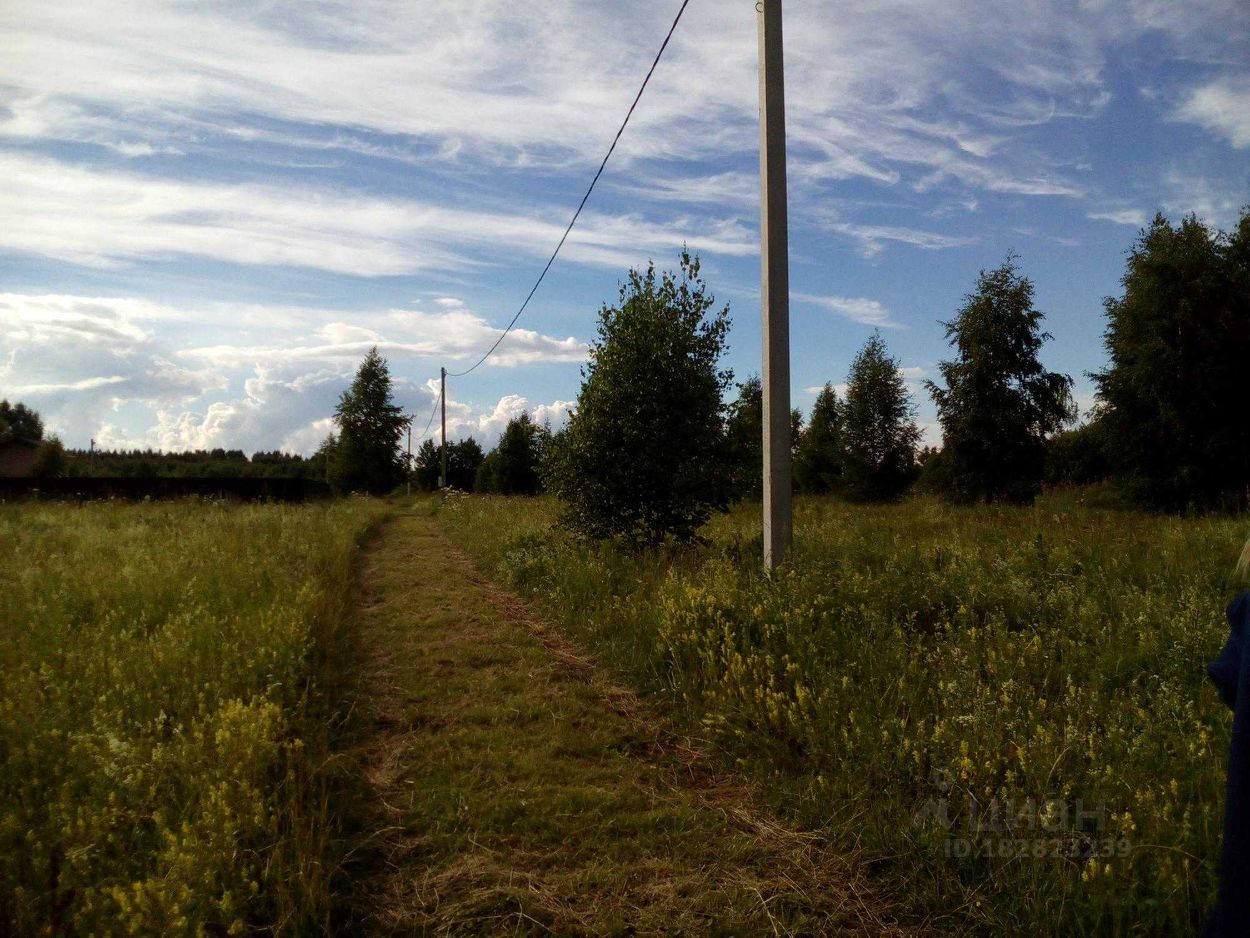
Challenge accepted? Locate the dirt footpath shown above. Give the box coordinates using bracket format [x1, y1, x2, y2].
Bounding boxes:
[347, 510, 904, 935]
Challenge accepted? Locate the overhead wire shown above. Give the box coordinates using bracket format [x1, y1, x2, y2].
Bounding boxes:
[445, 0, 693, 378]
[412, 383, 443, 442]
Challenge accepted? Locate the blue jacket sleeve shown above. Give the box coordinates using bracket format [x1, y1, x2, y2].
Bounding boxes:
[1206, 591, 1250, 936]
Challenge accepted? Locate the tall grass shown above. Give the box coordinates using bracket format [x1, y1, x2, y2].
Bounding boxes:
[440, 492, 1247, 934]
[0, 498, 386, 934]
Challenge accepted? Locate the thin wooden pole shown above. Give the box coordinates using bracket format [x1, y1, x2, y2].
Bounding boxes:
[758, 0, 792, 569]
[440, 367, 448, 489]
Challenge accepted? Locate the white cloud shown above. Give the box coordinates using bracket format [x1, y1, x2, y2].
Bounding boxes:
[4, 0, 1236, 219]
[281, 417, 336, 456]
[1161, 171, 1245, 228]
[0, 152, 755, 276]
[1088, 208, 1149, 227]
[0, 291, 588, 450]
[0, 293, 228, 442]
[796, 293, 900, 329]
[807, 208, 977, 257]
[1176, 76, 1250, 148]
[803, 366, 924, 397]
[95, 362, 398, 454]
[475, 394, 573, 436]
[183, 307, 587, 369]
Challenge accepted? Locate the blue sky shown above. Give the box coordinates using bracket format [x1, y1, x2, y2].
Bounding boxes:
[1, 0, 1247, 453]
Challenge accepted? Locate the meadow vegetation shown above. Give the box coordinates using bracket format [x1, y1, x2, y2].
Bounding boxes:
[440, 491, 1248, 933]
[0, 498, 387, 934]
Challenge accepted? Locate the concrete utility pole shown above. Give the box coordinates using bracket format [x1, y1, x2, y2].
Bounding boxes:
[758, 0, 792, 570]
[440, 367, 448, 489]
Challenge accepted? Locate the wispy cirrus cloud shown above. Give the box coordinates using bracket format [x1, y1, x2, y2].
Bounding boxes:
[812, 215, 976, 258]
[5, 0, 1234, 201]
[183, 308, 588, 370]
[0, 152, 755, 276]
[1088, 208, 1150, 227]
[795, 293, 900, 329]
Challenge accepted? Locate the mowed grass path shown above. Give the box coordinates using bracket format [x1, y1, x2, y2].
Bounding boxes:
[346, 508, 901, 934]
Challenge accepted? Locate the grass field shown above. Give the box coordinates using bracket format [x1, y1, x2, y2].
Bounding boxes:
[439, 492, 1249, 934]
[4, 491, 1245, 934]
[0, 498, 387, 934]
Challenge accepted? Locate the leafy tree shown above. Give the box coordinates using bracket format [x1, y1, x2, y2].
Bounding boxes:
[0, 401, 43, 444]
[329, 347, 407, 494]
[794, 383, 843, 494]
[312, 434, 337, 484]
[1094, 210, 1250, 510]
[841, 332, 920, 501]
[413, 438, 441, 491]
[31, 437, 67, 479]
[446, 437, 485, 491]
[548, 252, 733, 545]
[927, 256, 1074, 504]
[1044, 417, 1113, 487]
[476, 415, 546, 495]
[723, 375, 802, 500]
[474, 452, 500, 494]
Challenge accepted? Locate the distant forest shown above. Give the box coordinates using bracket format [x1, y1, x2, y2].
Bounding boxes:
[62, 447, 327, 480]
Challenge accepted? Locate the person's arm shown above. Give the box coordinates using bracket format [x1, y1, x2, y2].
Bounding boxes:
[1207, 592, 1250, 935]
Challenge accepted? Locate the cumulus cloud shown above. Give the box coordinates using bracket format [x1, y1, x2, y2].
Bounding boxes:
[475, 394, 574, 436]
[96, 365, 357, 453]
[0, 293, 227, 441]
[0, 291, 588, 450]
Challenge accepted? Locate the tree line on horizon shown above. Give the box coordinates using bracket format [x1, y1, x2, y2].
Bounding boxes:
[7, 205, 1244, 527]
[318, 205, 1248, 543]
[381, 205, 1245, 540]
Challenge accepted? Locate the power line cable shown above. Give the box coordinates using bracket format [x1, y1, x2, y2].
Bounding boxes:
[413, 383, 443, 441]
[446, 0, 693, 378]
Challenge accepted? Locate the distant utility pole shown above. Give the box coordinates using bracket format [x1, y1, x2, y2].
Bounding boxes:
[440, 366, 448, 489]
[406, 418, 412, 496]
[758, 0, 792, 569]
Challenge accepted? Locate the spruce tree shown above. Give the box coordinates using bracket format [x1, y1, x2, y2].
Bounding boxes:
[842, 333, 920, 501]
[723, 375, 802, 500]
[795, 383, 843, 494]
